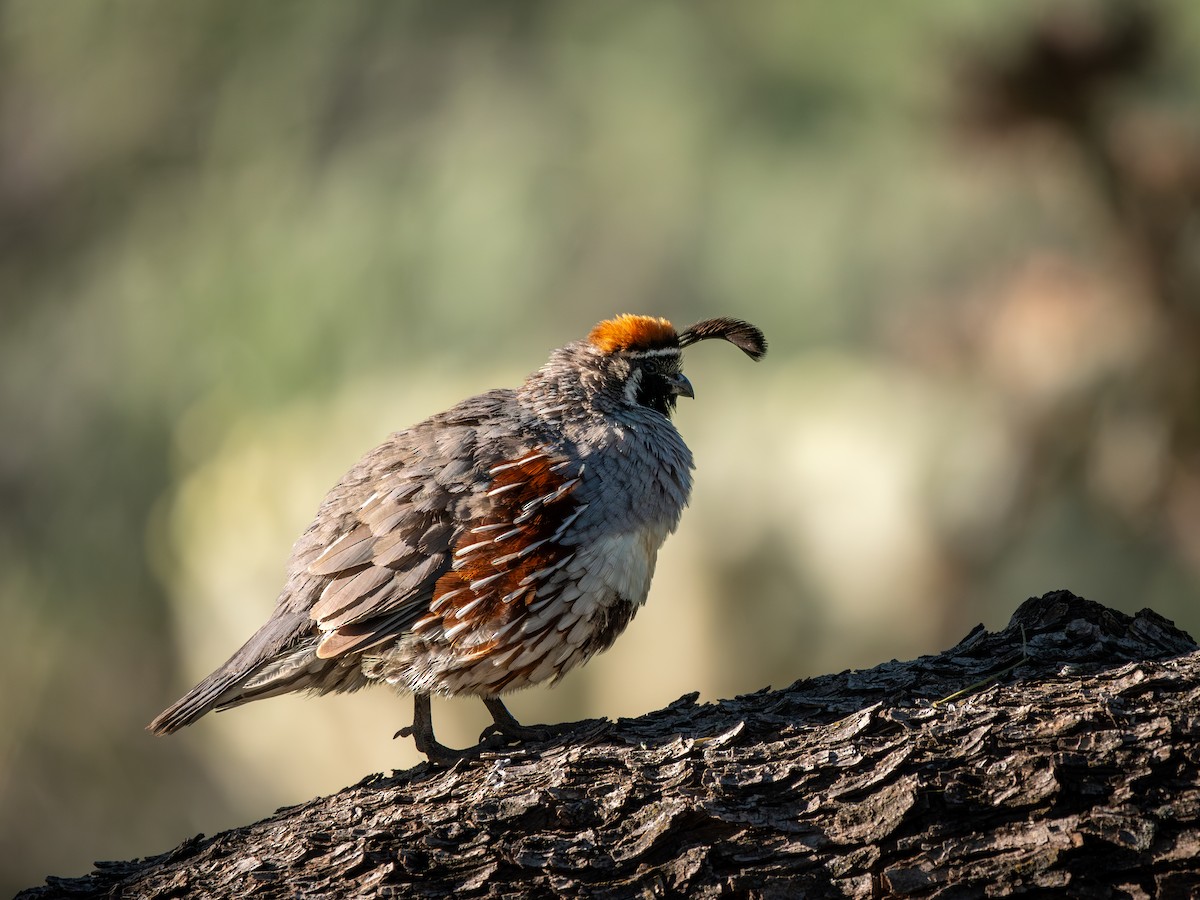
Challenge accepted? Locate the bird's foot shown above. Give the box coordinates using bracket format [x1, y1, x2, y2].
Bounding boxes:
[478, 695, 576, 746]
[477, 719, 556, 744]
[396, 693, 485, 767]
[394, 722, 481, 767]
[396, 695, 598, 766]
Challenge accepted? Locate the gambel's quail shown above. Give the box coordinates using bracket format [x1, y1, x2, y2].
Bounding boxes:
[149, 314, 767, 763]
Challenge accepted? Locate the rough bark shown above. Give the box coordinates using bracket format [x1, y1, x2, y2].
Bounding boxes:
[19, 590, 1200, 899]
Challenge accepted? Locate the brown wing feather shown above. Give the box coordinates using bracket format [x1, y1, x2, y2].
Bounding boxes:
[305, 472, 462, 659]
[408, 448, 585, 658]
[308, 524, 377, 575]
[307, 445, 584, 664]
[309, 565, 394, 626]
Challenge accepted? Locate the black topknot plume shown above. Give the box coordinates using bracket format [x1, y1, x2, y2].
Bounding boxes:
[678, 317, 768, 361]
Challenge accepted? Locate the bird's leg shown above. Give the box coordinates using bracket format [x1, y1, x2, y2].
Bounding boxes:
[394, 693, 475, 766]
[478, 696, 555, 744]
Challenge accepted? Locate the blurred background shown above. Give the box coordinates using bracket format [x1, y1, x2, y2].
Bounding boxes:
[3, 0, 1200, 893]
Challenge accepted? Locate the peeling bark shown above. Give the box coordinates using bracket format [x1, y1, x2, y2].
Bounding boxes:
[19, 591, 1200, 899]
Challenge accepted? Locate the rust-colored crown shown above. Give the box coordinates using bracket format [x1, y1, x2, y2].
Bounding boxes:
[587, 315, 679, 354]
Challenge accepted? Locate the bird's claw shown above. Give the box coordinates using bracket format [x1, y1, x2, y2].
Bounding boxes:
[478, 721, 553, 744]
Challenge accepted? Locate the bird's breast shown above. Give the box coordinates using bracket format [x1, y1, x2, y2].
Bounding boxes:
[563, 525, 670, 612]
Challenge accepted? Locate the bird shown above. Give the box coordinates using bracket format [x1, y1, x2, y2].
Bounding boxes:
[148, 314, 767, 764]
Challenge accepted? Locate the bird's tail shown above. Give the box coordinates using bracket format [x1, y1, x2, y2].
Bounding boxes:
[147, 609, 316, 735]
[147, 661, 254, 735]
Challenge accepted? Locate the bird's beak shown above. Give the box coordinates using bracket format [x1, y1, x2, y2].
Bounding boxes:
[669, 372, 695, 399]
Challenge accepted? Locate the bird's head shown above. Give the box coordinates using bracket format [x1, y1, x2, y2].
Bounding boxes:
[575, 314, 768, 418]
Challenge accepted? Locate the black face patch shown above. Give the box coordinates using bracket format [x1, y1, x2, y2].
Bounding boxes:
[635, 373, 678, 417]
[633, 358, 682, 418]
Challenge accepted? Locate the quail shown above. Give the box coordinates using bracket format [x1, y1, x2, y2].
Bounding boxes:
[149, 314, 767, 764]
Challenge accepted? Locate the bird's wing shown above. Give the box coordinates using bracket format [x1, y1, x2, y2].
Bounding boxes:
[296, 426, 476, 658]
[302, 431, 586, 661]
[410, 447, 587, 648]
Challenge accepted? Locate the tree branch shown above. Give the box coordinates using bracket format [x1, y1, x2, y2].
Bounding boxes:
[20, 591, 1200, 899]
